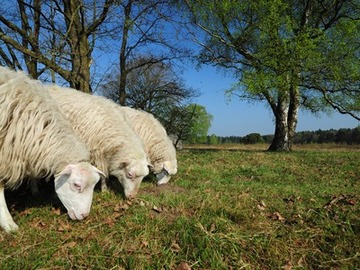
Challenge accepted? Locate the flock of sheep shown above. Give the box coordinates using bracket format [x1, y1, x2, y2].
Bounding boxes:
[0, 66, 177, 233]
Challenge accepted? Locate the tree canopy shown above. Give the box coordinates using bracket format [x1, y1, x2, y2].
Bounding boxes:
[183, 0, 360, 150]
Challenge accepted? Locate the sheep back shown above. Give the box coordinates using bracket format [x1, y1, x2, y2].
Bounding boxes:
[48, 85, 148, 177]
[120, 107, 177, 175]
[0, 67, 90, 189]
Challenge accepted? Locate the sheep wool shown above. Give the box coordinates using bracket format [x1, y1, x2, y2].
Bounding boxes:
[0, 66, 103, 232]
[48, 85, 150, 198]
[120, 107, 177, 185]
[0, 67, 90, 186]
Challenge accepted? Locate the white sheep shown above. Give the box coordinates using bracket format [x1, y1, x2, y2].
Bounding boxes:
[48, 85, 150, 199]
[120, 107, 177, 185]
[0, 67, 105, 232]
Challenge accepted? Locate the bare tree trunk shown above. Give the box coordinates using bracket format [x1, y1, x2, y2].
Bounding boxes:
[118, 0, 133, 105]
[19, 0, 41, 79]
[268, 98, 291, 151]
[268, 82, 300, 151]
[63, 0, 92, 93]
[287, 83, 300, 150]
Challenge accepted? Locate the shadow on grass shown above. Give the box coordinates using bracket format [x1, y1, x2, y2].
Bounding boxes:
[5, 178, 65, 213]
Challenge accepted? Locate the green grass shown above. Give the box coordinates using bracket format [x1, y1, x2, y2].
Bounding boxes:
[0, 144, 359, 269]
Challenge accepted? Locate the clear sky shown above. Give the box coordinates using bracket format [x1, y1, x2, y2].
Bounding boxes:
[182, 65, 359, 137]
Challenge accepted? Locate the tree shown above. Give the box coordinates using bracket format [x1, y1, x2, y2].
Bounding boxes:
[0, 0, 114, 92]
[185, 104, 213, 144]
[241, 133, 265, 144]
[112, 0, 188, 105]
[208, 134, 219, 145]
[99, 56, 199, 141]
[183, 0, 360, 151]
[101, 56, 195, 111]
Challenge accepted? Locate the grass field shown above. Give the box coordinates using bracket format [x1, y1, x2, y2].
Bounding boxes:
[1, 144, 359, 269]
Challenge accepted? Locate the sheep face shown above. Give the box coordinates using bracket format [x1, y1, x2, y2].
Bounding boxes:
[155, 160, 178, 186]
[54, 162, 104, 220]
[111, 159, 149, 199]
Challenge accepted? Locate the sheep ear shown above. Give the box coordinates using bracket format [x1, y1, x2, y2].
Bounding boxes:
[119, 161, 130, 169]
[55, 164, 75, 177]
[93, 166, 106, 178]
[163, 164, 170, 174]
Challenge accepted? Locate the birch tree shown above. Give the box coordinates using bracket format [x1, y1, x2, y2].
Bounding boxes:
[183, 0, 360, 151]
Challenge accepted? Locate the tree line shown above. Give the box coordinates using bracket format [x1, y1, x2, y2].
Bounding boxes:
[206, 126, 360, 145]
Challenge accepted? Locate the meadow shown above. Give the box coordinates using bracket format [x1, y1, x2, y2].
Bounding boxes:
[0, 144, 359, 269]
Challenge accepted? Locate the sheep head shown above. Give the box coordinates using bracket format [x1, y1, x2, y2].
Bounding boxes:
[54, 162, 104, 220]
[156, 160, 178, 186]
[111, 159, 150, 199]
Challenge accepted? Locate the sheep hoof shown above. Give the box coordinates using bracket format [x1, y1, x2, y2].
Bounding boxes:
[101, 186, 109, 193]
[2, 221, 19, 233]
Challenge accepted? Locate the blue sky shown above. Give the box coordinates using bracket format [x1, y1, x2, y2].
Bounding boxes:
[182, 66, 359, 137]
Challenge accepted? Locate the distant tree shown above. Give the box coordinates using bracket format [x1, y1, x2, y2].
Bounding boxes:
[241, 133, 265, 144]
[208, 134, 219, 145]
[182, 0, 360, 151]
[101, 56, 196, 111]
[351, 126, 360, 144]
[335, 128, 353, 144]
[99, 56, 199, 141]
[185, 104, 213, 144]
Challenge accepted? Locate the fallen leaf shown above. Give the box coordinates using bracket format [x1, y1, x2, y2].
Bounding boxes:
[171, 241, 181, 253]
[31, 219, 47, 228]
[19, 209, 32, 216]
[111, 212, 123, 220]
[152, 205, 163, 213]
[284, 260, 292, 270]
[140, 240, 149, 248]
[63, 241, 77, 249]
[114, 203, 129, 212]
[51, 208, 61, 216]
[347, 199, 356, 205]
[257, 200, 266, 211]
[126, 200, 133, 206]
[57, 219, 71, 232]
[139, 200, 146, 207]
[176, 262, 191, 270]
[271, 212, 285, 222]
[209, 223, 216, 233]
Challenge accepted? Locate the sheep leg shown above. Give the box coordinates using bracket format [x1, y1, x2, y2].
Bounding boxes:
[30, 181, 40, 196]
[101, 177, 109, 192]
[0, 185, 19, 232]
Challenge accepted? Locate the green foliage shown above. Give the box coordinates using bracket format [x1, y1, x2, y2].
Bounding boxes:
[186, 0, 360, 150]
[184, 104, 213, 144]
[207, 134, 219, 145]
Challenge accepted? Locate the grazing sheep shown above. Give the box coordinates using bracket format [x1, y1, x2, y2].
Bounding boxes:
[120, 107, 177, 185]
[0, 67, 105, 232]
[48, 85, 150, 198]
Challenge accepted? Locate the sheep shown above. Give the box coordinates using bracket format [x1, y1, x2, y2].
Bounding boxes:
[0, 67, 105, 232]
[47, 85, 150, 199]
[120, 107, 177, 186]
